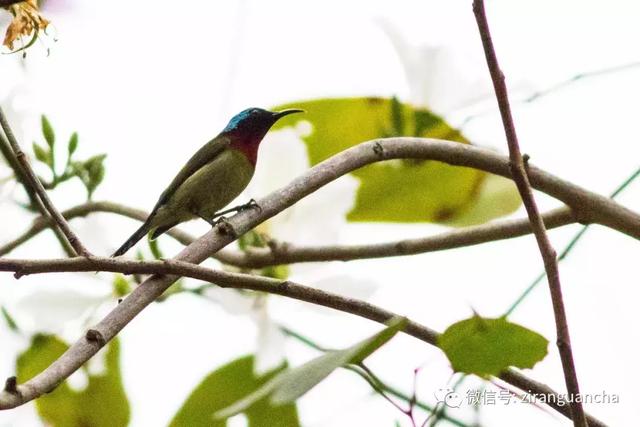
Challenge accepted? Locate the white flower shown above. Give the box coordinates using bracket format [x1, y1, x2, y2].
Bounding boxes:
[204, 124, 378, 375]
[380, 20, 534, 120]
[249, 121, 358, 247]
[6, 276, 114, 390]
[379, 20, 493, 115]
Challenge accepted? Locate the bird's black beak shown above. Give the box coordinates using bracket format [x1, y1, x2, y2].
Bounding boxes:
[272, 109, 304, 121]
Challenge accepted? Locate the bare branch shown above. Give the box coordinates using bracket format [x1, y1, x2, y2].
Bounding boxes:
[0, 136, 630, 425]
[3, 136, 640, 262]
[473, 1, 586, 425]
[0, 201, 576, 265]
[216, 208, 576, 268]
[0, 256, 606, 426]
[0, 121, 76, 256]
[0, 107, 91, 256]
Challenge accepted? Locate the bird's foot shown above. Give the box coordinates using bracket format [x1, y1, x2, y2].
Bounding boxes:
[239, 198, 261, 213]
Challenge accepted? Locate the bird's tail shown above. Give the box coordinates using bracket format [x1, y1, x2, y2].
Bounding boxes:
[112, 218, 154, 257]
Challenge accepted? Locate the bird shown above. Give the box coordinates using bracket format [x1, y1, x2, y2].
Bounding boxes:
[112, 107, 304, 257]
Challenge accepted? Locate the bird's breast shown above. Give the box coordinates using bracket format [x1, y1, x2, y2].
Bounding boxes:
[154, 148, 255, 223]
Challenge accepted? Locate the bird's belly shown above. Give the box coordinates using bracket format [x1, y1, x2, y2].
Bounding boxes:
[157, 149, 254, 223]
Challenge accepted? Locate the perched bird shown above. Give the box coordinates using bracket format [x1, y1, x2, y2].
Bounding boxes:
[112, 107, 303, 257]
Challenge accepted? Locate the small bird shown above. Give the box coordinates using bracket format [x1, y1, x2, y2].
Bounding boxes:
[112, 107, 303, 257]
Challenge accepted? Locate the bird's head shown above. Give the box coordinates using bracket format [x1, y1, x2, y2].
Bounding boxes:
[223, 107, 304, 166]
[223, 107, 304, 140]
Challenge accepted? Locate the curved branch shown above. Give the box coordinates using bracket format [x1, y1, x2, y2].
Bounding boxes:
[0, 201, 577, 266]
[217, 207, 577, 268]
[0, 256, 606, 426]
[0, 137, 631, 424]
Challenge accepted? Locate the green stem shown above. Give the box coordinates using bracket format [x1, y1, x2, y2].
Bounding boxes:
[504, 166, 640, 315]
[281, 326, 471, 427]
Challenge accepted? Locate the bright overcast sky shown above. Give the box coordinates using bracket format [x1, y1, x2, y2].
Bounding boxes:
[1, 0, 640, 426]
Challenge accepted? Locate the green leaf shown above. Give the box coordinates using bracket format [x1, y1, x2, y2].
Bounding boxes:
[17, 335, 130, 427]
[216, 317, 407, 419]
[444, 174, 522, 227]
[68, 132, 79, 156]
[438, 316, 548, 376]
[41, 115, 55, 148]
[272, 97, 520, 225]
[147, 236, 163, 260]
[32, 142, 51, 167]
[112, 274, 132, 297]
[170, 356, 300, 427]
[83, 154, 107, 198]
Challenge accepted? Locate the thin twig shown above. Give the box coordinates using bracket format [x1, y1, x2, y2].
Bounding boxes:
[0, 107, 91, 256]
[0, 256, 606, 426]
[0, 122, 75, 256]
[459, 60, 640, 127]
[524, 61, 640, 103]
[0, 201, 576, 263]
[505, 165, 640, 315]
[472, 1, 586, 425]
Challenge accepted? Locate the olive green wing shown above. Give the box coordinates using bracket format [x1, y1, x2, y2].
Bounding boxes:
[152, 135, 231, 212]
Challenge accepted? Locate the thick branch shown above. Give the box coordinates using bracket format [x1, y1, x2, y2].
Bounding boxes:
[0, 107, 91, 256]
[0, 256, 606, 426]
[0, 137, 631, 424]
[473, 1, 586, 425]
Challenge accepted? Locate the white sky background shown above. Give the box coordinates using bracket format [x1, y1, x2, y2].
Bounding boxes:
[1, 0, 640, 426]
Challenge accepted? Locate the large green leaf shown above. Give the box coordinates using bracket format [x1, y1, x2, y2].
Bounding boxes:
[16, 335, 130, 427]
[170, 356, 300, 427]
[272, 97, 520, 224]
[215, 317, 407, 419]
[438, 316, 548, 377]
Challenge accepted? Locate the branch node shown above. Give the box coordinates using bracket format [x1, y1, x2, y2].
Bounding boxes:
[216, 218, 237, 238]
[85, 329, 106, 346]
[4, 376, 19, 395]
[373, 141, 384, 157]
[279, 280, 291, 291]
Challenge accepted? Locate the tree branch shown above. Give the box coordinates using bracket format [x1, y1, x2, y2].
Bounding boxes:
[0, 256, 606, 426]
[0, 121, 76, 257]
[0, 201, 576, 265]
[473, 1, 586, 425]
[0, 136, 630, 425]
[0, 107, 91, 256]
[2, 137, 640, 262]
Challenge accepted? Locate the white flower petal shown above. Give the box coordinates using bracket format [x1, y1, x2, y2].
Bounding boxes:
[75, 215, 113, 255]
[252, 303, 286, 376]
[11, 281, 110, 335]
[288, 264, 379, 315]
[246, 125, 358, 246]
[379, 20, 492, 114]
[202, 287, 255, 315]
[87, 346, 108, 376]
[67, 368, 89, 392]
[307, 273, 378, 301]
[251, 127, 310, 195]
